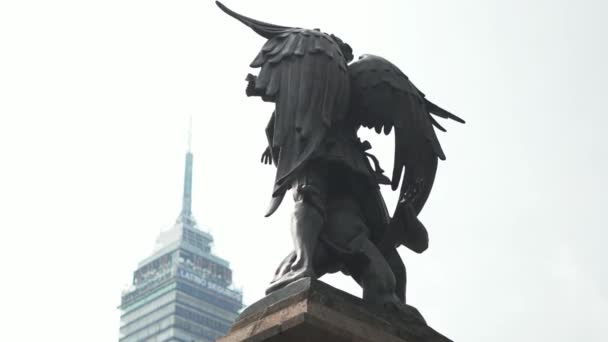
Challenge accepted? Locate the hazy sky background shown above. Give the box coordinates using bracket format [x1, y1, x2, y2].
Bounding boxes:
[1, 0, 607, 341]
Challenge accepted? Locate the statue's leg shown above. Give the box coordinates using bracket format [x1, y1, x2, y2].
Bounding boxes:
[310, 241, 334, 278]
[348, 238, 401, 308]
[321, 194, 401, 308]
[270, 242, 335, 287]
[266, 164, 327, 294]
[383, 247, 407, 303]
[290, 186, 325, 274]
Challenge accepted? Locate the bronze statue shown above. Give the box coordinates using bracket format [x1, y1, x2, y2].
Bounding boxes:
[217, 1, 464, 312]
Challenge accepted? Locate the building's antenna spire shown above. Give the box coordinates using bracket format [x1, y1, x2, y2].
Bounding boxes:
[180, 116, 194, 222]
[187, 115, 193, 152]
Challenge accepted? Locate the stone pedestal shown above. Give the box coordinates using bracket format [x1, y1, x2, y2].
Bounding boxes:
[218, 278, 451, 342]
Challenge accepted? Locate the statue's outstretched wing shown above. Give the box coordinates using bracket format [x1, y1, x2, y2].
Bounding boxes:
[348, 54, 464, 215]
[217, 2, 350, 200]
[215, 1, 292, 39]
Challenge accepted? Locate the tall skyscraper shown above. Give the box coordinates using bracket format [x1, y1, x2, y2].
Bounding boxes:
[119, 129, 243, 341]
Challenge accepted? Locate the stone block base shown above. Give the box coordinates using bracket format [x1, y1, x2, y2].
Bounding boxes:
[218, 278, 451, 342]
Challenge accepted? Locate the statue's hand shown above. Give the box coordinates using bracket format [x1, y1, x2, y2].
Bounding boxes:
[260, 146, 273, 165]
[246, 73, 258, 97]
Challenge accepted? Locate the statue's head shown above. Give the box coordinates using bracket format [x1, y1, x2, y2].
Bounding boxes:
[330, 34, 354, 63]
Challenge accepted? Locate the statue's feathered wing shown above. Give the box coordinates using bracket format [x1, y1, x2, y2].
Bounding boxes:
[216, 2, 350, 214]
[349, 55, 464, 251]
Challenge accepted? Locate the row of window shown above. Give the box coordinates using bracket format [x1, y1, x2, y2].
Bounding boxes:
[121, 294, 234, 340]
[179, 249, 232, 284]
[175, 316, 223, 341]
[122, 321, 218, 342]
[121, 287, 176, 324]
[119, 315, 174, 342]
[134, 253, 173, 282]
[175, 295, 236, 324]
[175, 306, 231, 333]
[176, 279, 242, 312]
[184, 229, 212, 253]
[120, 302, 174, 337]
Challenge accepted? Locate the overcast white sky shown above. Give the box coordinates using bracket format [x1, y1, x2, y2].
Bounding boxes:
[1, 0, 607, 341]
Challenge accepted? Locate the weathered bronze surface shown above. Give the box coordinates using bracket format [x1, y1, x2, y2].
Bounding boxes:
[216, 1, 464, 312]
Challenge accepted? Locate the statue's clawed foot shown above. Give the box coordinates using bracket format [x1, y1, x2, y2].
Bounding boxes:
[266, 267, 316, 294]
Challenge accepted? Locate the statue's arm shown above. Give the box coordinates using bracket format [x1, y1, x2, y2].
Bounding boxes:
[265, 111, 275, 146]
[261, 111, 277, 165]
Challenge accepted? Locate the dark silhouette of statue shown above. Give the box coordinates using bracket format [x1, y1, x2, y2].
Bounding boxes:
[216, 2, 464, 312]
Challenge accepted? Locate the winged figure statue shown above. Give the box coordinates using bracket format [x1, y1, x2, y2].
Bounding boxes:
[216, 1, 464, 310]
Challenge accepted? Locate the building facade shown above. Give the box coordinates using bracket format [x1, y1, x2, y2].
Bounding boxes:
[119, 145, 242, 342]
